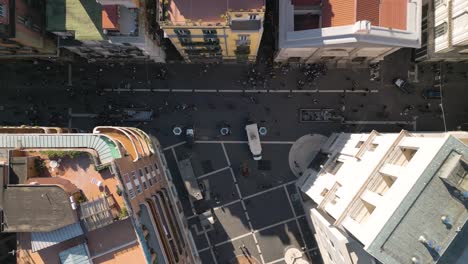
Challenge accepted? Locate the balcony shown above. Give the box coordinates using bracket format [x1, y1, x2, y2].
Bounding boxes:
[236, 39, 251, 46]
[235, 45, 250, 55]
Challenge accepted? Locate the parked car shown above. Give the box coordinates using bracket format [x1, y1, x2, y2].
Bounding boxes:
[422, 88, 442, 99]
[393, 78, 412, 94]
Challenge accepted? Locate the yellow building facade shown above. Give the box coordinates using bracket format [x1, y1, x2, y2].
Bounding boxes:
[159, 0, 265, 62]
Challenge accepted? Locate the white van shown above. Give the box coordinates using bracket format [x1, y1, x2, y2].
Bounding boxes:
[245, 123, 262, 160]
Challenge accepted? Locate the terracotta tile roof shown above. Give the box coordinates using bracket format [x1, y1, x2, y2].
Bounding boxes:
[322, 0, 356, 27]
[356, 0, 379, 26]
[102, 5, 119, 31]
[379, 0, 407, 30]
[314, 0, 407, 30]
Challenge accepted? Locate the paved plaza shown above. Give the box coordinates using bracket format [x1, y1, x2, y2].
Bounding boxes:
[164, 140, 320, 264]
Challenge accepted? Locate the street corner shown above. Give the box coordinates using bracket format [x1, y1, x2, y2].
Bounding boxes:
[288, 134, 329, 178]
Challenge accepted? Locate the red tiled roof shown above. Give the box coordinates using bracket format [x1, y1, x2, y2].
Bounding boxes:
[102, 5, 119, 31]
[379, 0, 407, 30]
[317, 0, 407, 30]
[356, 0, 379, 26]
[322, 0, 356, 27]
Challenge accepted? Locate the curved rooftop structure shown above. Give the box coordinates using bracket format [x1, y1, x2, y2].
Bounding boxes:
[0, 134, 121, 164]
[94, 126, 154, 161]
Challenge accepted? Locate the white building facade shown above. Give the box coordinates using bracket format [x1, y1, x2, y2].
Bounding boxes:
[299, 130, 468, 264]
[275, 0, 422, 67]
[416, 0, 468, 62]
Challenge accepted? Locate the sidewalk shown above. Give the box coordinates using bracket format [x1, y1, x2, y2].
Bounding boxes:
[288, 134, 328, 178]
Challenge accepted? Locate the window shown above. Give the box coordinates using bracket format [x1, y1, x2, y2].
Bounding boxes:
[325, 159, 343, 175]
[435, 0, 446, 7]
[330, 240, 335, 248]
[150, 165, 157, 177]
[148, 178, 153, 186]
[205, 37, 218, 44]
[355, 141, 365, 148]
[136, 184, 142, 194]
[123, 174, 130, 183]
[143, 181, 148, 189]
[131, 171, 137, 180]
[175, 29, 190, 35]
[239, 35, 249, 41]
[202, 29, 217, 34]
[0, 4, 5, 17]
[435, 22, 447, 38]
[179, 37, 190, 44]
[249, 14, 257, 20]
[369, 143, 378, 152]
[390, 147, 418, 166]
[139, 169, 144, 177]
[128, 188, 136, 199]
[144, 167, 149, 174]
[320, 188, 329, 197]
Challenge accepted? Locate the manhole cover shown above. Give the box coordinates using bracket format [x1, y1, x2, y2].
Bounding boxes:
[257, 160, 271, 171]
[201, 160, 213, 173]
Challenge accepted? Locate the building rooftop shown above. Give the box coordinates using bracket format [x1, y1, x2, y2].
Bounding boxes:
[165, 0, 264, 24]
[46, 0, 104, 40]
[292, 0, 407, 30]
[59, 244, 91, 264]
[102, 5, 119, 31]
[2, 185, 76, 232]
[31, 222, 84, 252]
[367, 135, 468, 264]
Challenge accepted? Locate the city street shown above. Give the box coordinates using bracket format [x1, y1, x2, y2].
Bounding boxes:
[0, 50, 468, 264]
[1, 50, 466, 148]
[164, 140, 319, 264]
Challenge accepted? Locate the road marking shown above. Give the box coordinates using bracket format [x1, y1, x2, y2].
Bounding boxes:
[104, 88, 378, 94]
[243, 180, 297, 200]
[212, 199, 241, 211]
[211, 215, 306, 248]
[253, 215, 306, 234]
[163, 141, 186, 150]
[211, 180, 297, 212]
[284, 185, 308, 254]
[266, 258, 287, 264]
[221, 143, 231, 166]
[197, 246, 211, 253]
[197, 166, 230, 179]
[221, 143, 264, 263]
[213, 233, 254, 247]
[194, 89, 217, 92]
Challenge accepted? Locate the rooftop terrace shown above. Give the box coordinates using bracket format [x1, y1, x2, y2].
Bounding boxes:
[164, 0, 264, 24]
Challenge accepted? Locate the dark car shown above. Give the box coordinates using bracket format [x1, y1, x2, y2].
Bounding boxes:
[393, 78, 412, 94]
[422, 89, 441, 99]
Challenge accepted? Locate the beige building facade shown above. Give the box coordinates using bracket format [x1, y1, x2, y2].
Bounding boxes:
[158, 0, 265, 62]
